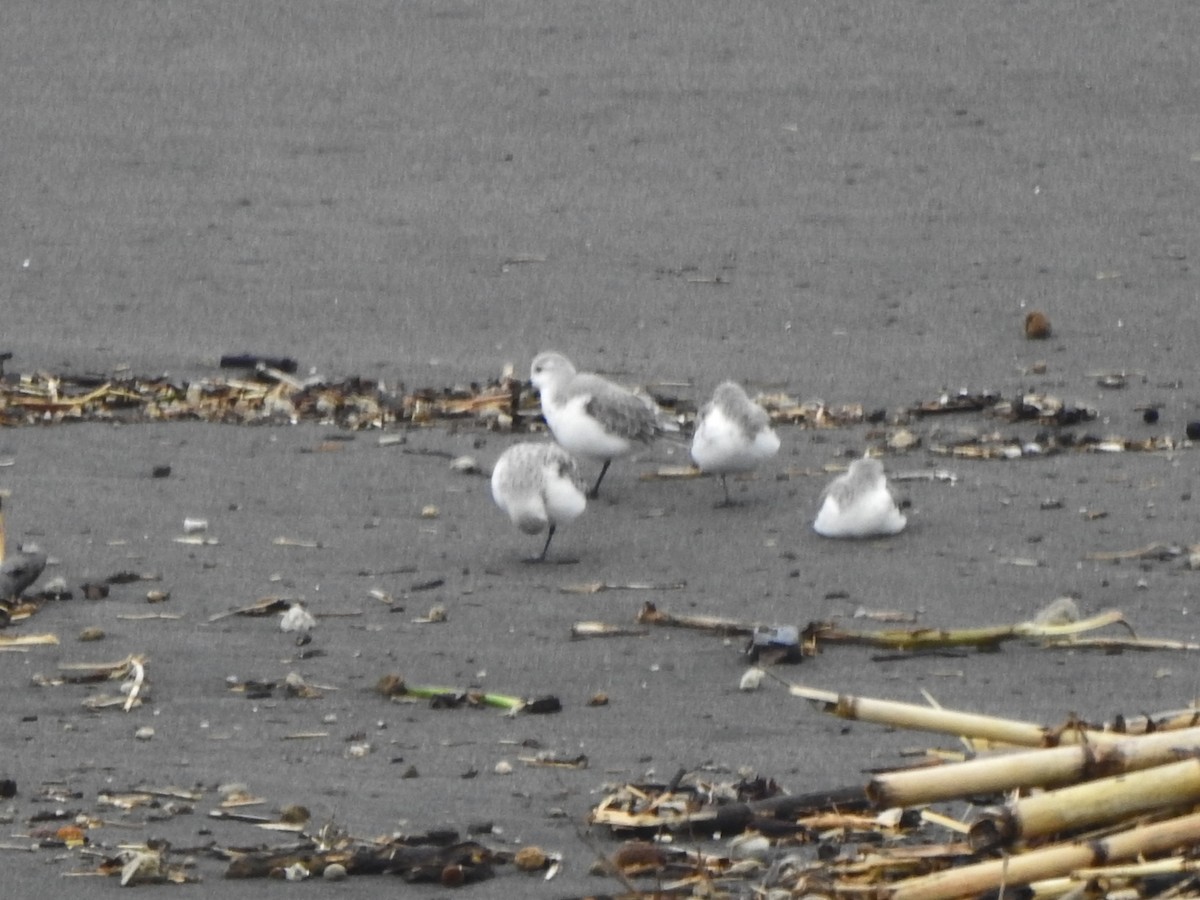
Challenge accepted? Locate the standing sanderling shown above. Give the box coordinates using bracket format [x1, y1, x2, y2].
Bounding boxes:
[812, 455, 907, 538]
[690, 381, 781, 506]
[530, 351, 674, 499]
[491, 441, 588, 562]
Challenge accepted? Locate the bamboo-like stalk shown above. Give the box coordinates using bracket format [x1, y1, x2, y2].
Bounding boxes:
[635, 602, 758, 636]
[570, 621, 650, 640]
[0, 632, 58, 649]
[869, 726, 1200, 808]
[58, 654, 138, 676]
[1104, 706, 1200, 735]
[790, 684, 1124, 749]
[1071, 856, 1200, 879]
[638, 603, 1134, 652]
[810, 609, 1131, 651]
[883, 809, 1200, 900]
[1044, 636, 1200, 652]
[970, 757, 1200, 848]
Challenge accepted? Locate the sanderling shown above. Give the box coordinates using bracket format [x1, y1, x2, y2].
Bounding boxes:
[491, 441, 587, 562]
[0, 544, 47, 602]
[280, 602, 316, 633]
[690, 380, 781, 505]
[530, 351, 673, 498]
[812, 455, 907, 538]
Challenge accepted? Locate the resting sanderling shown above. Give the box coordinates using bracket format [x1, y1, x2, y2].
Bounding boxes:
[812, 455, 906, 538]
[491, 441, 587, 562]
[530, 351, 673, 498]
[690, 381, 780, 506]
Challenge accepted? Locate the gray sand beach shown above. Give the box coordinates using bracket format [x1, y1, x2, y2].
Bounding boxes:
[2, 3, 1200, 897]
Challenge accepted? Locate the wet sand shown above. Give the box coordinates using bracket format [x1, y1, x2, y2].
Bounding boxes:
[3, 3, 1200, 896]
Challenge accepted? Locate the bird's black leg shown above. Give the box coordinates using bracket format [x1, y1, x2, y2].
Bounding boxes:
[526, 524, 557, 564]
[713, 474, 737, 508]
[587, 460, 612, 500]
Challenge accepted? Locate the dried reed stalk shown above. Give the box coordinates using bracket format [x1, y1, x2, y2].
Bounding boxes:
[790, 684, 1124, 748]
[970, 757, 1200, 848]
[811, 609, 1130, 651]
[869, 726, 1200, 808]
[884, 809, 1200, 900]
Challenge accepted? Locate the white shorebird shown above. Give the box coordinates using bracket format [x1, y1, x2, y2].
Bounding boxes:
[0, 545, 47, 601]
[812, 455, 907, 538]
[690, 381, 781, 506]
[530, 351, 673, 499]
[491, 441, 587, 562]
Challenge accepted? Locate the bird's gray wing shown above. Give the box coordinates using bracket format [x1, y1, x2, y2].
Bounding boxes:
[576, 375, 663, 443]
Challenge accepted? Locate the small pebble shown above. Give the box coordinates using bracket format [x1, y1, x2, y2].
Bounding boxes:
[279, 804, 311, 825]
[134, 726, 155, 741]
[1024, 310, 1052, 339]
[440, 864, 465, 888]
[323, 863, 347, 881]
[730, 832, 772, 861]
[449, 455, 479, 474]
[514, 846, 548, 872]
[494, 760, 513, 775]
[42, 575, 69, 597]
[739, 668, 765, 691]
